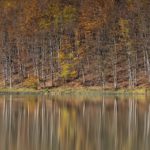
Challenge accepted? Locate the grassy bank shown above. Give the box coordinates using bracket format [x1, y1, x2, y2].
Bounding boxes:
[0, 87, 150, 103]
[0, 86, 150, 96]
[47, 87, 150, 95]
[43, 87, 150, 102]
[0, 88, 42, 95]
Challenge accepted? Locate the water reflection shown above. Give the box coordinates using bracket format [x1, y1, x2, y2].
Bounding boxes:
[0, 95, 150, 150]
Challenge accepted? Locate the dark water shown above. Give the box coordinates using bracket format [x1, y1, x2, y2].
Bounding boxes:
[0, 95, 150, 150]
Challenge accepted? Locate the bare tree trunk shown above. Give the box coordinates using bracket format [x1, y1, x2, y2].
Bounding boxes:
[127, 54, 134, 88]
[81, 64, 85, 84]
[50, 50, 54, 87]
[113, 39, 118, 89]
[49, 39, 54, 87]
[143, 49, 147, 75]
[113, 63, 117, 89]
[145, 49, 150, 82]
[8, 55, 12, 89]
[2, 60, 8, 87]
[101, 71, 105, 90]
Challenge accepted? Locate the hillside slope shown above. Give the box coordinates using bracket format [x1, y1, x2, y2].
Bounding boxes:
[0, 0, 150, 89]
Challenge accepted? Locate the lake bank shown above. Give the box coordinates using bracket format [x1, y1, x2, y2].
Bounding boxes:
[0, 86, 150, 96]
[0, 87, 149, 105]
[0, 88, 42, 95]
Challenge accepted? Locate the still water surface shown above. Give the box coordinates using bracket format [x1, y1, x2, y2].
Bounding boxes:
[0, 95, 150, 150]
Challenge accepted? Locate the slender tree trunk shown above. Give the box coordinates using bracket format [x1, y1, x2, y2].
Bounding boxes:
[113, 39, 118, 89]
[8, 55, 12, 89]
[113, 63, 117, 89]
[49, 39, 54, 87]
[145, 49, 150, 82]
[143, 49, 147, 75]
[2, 60, 7, 87]
[81, 64, 85, 84]
[127, 54, 134, 88]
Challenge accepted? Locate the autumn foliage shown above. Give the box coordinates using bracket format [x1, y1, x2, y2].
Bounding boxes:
[0, 0, 150, 89]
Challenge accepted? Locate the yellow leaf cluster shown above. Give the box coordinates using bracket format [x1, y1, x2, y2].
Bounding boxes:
[23, 76, 38, 89]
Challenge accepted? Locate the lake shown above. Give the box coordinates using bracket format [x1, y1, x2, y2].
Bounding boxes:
[0, 94, 150, 150]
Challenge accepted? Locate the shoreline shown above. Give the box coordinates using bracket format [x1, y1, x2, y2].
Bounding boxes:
[0, 86, 149, 95]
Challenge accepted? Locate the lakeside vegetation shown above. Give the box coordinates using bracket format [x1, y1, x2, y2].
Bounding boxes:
[0, 88, 42, 94]
[1, 86, 150, 96]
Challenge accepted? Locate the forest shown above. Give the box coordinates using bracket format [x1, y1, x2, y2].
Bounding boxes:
[0, 0, 150, 89]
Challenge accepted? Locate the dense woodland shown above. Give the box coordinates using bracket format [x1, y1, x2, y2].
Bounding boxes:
[0, 0, 150, 89]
